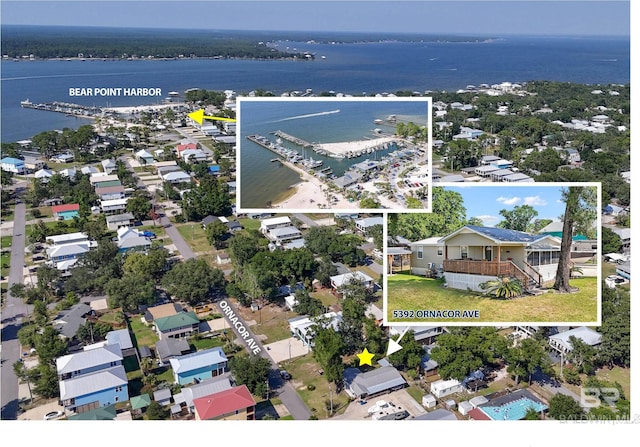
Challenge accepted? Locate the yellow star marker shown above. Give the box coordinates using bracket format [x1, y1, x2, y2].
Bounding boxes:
[357, 348, 375, 366]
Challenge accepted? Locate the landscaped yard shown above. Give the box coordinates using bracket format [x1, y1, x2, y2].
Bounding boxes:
[237, 218, 261, 232]
[129, 316, 159, 349]
[387, 274, 598, 323]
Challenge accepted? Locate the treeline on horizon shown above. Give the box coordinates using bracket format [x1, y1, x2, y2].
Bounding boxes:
[0, 25, 313, 59]
[1, 25, 497, 59]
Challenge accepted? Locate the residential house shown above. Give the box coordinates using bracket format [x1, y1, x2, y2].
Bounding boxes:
[95, 185, 125, 201]
[101, 159, 117, 174]
[154, 311, 200, 340]
[355, 216, 384, 236]
[34, 168, 54, 183]
[116, 227, 152, 253]
[430, 379, 463, 398]
[52, 203, 80, 220]
[438, 225, 562, 292]
[106, 213, 135, 231]
[46, 232, 89, 246]
[603, 203, 628, 217]
[260, 216, 293, 234]
[52, 303, 93, 339]
[105, 329, 136, 357]
[144, 302, 182, 324]
[162, 170, 192, 184]
[169, 347, 228, 385]
[193, 385, 256, 420]
[51, 153, 74, 163]
[135, 149, 155, 165]
[330, 271, 374, 291]
[1, 157, 27, 173]
[389, 326, 446, 346]
[548, 326, 602, 356]
[46, 243, 90, 269]
[344, 366, 408, 399]
[56, 344, 128, 413]
[174, 376, 232, 413]
[408, 236, 444, 276]
[155, 338, 192, 365]
[181, 149, 208, 164]
[100, 198, 129, 214]
[23, 156, 45, 171]
[288, 311, 342, 347]
[610, 227, 630, 254]
[89, 173, 120, 185]
[81, 166, 99, 175]
[59, 167, 78, 178]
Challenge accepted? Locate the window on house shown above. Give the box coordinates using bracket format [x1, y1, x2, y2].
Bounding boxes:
[460, 246, 468, 259]
[484, 246, 493, 261]
[115, 386, 122, 392]
[417, 247, 423, 259]
[437, 249, 443, 256]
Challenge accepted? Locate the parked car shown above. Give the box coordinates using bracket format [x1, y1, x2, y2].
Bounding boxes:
[279, 370, 291, 380]
[605, 275, 629, 289]
[43, 410, 64, 420]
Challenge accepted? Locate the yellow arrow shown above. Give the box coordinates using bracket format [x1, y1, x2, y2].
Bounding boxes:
[188, 109, 237, 125]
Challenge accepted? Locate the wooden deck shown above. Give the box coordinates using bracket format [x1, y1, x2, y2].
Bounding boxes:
[443, 259, 533, 289]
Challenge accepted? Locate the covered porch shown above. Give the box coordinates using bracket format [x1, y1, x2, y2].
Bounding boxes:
[387, 247, 412, 274]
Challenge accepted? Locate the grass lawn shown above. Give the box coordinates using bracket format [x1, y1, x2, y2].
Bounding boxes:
[176, 223, 213, 254]
[279, 353, 351, 419]
[311, 288, 340, 309]
[1, 207, 14, 221]
[238, 218, 261, 232]
[596, 366, 631, 399]
[387, 274, 598, 323]
[1, 236, 13, 278]
[129, 316, 159, 348]
[189, 335, 225, 351]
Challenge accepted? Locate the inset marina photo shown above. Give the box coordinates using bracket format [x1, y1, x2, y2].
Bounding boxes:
[237, 97, 431, 212]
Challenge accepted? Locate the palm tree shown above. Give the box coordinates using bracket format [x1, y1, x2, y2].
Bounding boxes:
[480, 276, 524, 299]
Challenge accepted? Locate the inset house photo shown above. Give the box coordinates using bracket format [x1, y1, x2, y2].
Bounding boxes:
[385, 184, 601, 324]
[237, 97, 431, 212]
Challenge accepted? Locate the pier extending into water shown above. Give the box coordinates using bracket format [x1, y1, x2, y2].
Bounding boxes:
[21, 100, 104, 117]
[272, 130, 316, 149]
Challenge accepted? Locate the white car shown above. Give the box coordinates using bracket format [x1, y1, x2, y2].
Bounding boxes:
[43, 410, 64, 420]
[605, 275, 629, 289]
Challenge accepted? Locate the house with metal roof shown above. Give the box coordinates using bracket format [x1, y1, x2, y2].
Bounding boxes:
[56, 344, 123, 379]
[154, 311, 200, 340]
[169, 347, 228, 385]
[355, 216, 384, 235]
[193, 385, 256, 420]
[58, 365, 128, 413]
[439, 225, 561, 292]
[343, 366, 407, 399]
[101, 159, 117, 174]
[548, 326, 602, 355]
[1, 157, 26, 173]
[106, 329, 136, 357]
[330, 271, 374, 291]
[106, 212, 135, 231]
[288, 311, 342, 347]
[116, 227, 152, 253]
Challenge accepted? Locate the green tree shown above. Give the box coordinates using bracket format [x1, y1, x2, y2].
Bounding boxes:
[229, 355, 272, 395]
[105, 274, 156, 312]
[466, 217, 484, 227]
[204, 220, 228, 249]
[504, 337, 552, 385]
[32, 364, 60, 399]
[496, 204, 538, 232]
[601, 227, 622, 254]
[34, 326, 67, 366]
[311, 324, 345, 384]
[292, 289, 324, 317]
[122, 248, 169, 280]
[388, 330, 424, 376]
[554, 186, 597, 292]
[126, 193, 153, 221]
[162, 258, 226, 305]
[181, 176, 231, 221]
[146, 400, 169, 420]
[548, 394, 585, 420]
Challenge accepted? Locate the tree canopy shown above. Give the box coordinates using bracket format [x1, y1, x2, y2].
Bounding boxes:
[162, 258, 226, 304]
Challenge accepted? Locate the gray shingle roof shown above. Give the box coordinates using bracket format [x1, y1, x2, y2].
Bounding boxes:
[346, 366, 407, 397]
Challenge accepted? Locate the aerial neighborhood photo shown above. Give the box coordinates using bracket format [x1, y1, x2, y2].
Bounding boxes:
[0, 0, 633, 442]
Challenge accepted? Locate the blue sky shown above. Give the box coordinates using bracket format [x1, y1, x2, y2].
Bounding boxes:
[0, 1, 630, 36]
[443, 185, 572, 227]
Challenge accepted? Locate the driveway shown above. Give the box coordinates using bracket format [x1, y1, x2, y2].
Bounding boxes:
[263, 337, 309, 363]
[332, 388, 426, 420]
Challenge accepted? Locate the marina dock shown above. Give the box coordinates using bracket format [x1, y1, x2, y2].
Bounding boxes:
[21, 100, 104, 117]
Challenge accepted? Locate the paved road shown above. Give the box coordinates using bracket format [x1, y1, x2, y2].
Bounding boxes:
[293, 213, 319, 228]
[1, 200, 32, 420]
[215, 299, 312, 420]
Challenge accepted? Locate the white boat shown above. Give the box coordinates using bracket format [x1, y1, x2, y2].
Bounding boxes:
[20, 98, 31, 106]
[168, 91, 180, 97]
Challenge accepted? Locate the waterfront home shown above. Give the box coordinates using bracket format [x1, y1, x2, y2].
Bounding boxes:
[260, 216, 292, 234]
[193, 385, 256, 420]
[169, 347, 228, 385]
[436, 225, 562, 292]
[344, 366, 407, 399]
[154, 311, 200, 340]
[52, 203, 80, 220]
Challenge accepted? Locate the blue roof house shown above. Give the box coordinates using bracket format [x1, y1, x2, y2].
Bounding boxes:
[439, 225, 561, 292]
[170, 347, 228, 385]
[1, 157, 26, 174]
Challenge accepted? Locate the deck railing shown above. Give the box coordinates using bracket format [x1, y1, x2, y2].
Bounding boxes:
[443, 259, 532, 289]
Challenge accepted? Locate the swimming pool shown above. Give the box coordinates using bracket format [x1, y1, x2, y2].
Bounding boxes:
[480, 397, 548, 420]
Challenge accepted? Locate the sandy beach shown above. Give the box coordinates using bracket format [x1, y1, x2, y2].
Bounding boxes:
[272, 161, 353, 209]
[315, 136, 398, 156]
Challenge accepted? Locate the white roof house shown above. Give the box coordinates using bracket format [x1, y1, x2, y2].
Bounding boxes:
[34, 168, 54, 182]
[430, 379, 463, 399]
[162, 171, 192, 184]
[90, 174, 120, 184]
[260, 216, 292, 233]
[345, 366, 407, 398]
[59, 365, 127, 400]
[548, 327, 602, 354]
[46, 232, 89, 246]
[56, 344, 123, 376]
[330, 271, 374, 289]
